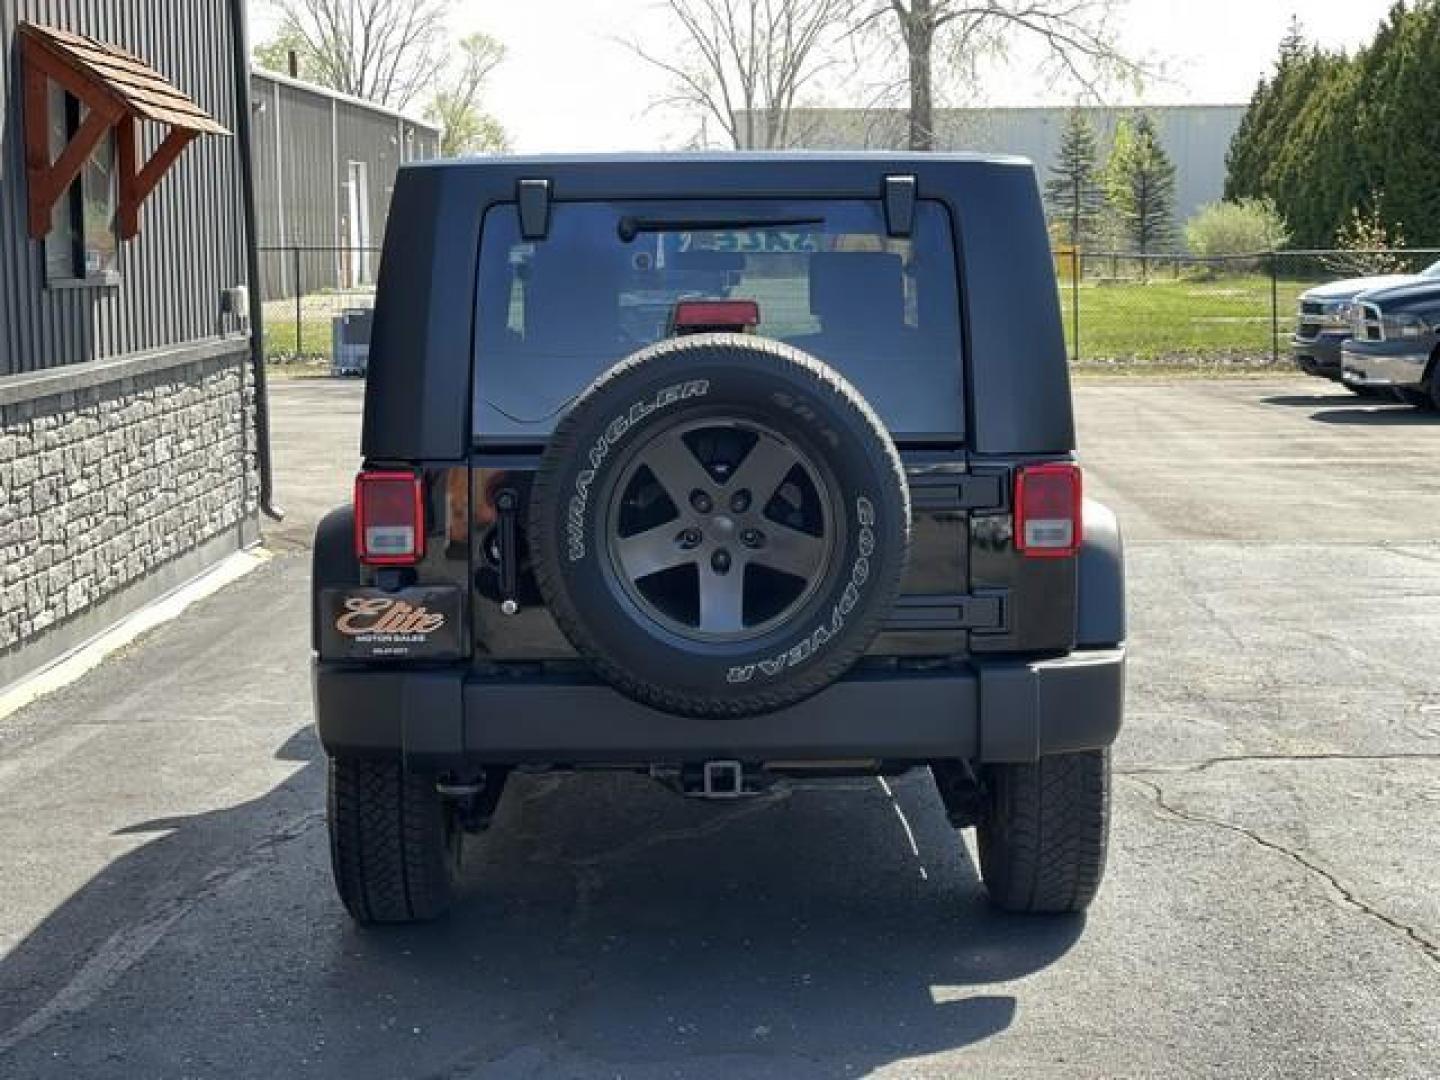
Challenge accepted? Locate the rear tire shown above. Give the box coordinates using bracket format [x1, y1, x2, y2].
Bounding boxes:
[328, 756, 461, 924]
[976, 750, 1111, 914]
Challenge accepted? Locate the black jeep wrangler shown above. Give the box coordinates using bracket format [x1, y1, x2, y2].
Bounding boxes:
[312, 153, 1126, 924]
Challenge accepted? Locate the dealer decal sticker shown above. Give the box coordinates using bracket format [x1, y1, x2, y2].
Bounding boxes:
[336, 597, 447, 638]
[321, 588, 462, 659]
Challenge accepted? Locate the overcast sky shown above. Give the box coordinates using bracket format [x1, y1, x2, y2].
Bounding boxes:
[253, 0, 1401, 152]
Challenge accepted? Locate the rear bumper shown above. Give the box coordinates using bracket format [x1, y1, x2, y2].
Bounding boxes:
[1341, 343, 1430, 389]
[313, 648, 1126, 767]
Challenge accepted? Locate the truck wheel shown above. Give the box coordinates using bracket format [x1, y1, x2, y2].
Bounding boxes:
[327, 756, 461, 924]
[976, 749, 1110, 914]
[528, 333, 910, 719]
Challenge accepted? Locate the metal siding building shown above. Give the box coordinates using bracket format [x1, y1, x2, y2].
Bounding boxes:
[0, 1, 248, 376]
[765, 105, 1248, 228]
[250, 69, 441, 299]
[0, 2, 257, 688]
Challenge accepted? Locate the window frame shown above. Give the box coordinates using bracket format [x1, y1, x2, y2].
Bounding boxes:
[42, 88, 121, 290]
[471, 196, 967, 445]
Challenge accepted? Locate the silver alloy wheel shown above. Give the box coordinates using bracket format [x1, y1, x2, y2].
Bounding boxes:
[603, 418, 835, 643]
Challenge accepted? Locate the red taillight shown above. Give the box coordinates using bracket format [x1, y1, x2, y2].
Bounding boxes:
[354, 471, 424, 565]
[671, 299, 760, 333]
[1015, 464, 1082, 558]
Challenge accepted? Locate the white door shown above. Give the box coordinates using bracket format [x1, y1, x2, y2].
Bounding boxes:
[346, 161, 372, 286]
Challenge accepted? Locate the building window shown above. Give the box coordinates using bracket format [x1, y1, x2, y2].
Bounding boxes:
[44, 84, 119, 285]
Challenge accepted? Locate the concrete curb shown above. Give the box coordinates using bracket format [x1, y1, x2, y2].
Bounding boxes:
[0, 547, 271, 722]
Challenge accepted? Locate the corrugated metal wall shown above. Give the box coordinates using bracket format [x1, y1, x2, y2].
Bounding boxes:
[767, 106, 1248, 227]
[0, 0, 246, 376]
[276, 79, 335, 295]
[251, 70, 441, 301]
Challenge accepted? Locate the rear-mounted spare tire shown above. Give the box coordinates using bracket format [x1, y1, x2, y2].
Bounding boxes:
[528, 333, 911, 719]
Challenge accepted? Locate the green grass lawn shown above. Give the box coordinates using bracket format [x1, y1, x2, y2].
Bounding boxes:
[1059, 275, 1310, 362]
[260, 274, 1317, 379]
[263, 318, 334, 364]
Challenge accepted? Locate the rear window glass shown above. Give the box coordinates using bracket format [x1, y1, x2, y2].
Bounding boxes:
[473, 199, 963, 441]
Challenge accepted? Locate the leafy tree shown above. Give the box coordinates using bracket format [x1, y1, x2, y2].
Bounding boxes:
[254, 0, 453, 109]
[253, 24, 311, 76]
[425, 34, 508, 156]
[1324, 197, 1410, 276]
[630, 0, 852, 150]
[1045, 108, 1106, 249]
[865, 1, 1149, 152]
[1105, 113, 1177, 264]
[1185, 198, 1290, 258]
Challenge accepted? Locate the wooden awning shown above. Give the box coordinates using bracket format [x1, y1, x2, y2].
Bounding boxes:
[19, 21, 230, 242]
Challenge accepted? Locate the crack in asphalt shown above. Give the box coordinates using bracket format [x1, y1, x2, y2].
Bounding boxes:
[1119, 751, 1440, 776]
[1171, 558, 1251, 655]
[465, 788, 799, 1078]
[0, 811, 325, 1056]
[1123, 775, 1440, 967]
[1373, 544, 1440, 567]
[532, 789, 791, 936]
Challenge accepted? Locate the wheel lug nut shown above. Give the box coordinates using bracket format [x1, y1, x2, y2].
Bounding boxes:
[741, 529, 763, 548]
[690, 490, 713, 514]
[679, 528, 702, 548]
[730, 490, 752, 513]
[711, 549, 731, 574]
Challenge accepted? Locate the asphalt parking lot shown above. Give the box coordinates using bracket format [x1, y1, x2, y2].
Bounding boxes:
[0, 376, 1436, 1078]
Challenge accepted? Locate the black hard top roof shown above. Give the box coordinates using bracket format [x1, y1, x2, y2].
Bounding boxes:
[409, 150, 1035, 171]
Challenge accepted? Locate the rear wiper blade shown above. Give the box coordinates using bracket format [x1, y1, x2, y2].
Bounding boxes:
[617, 214, 823, 242]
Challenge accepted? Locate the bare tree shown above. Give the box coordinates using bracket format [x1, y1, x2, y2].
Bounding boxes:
[426, 33, 508, 156]
[256, 0, 453, 109]
[630, 0, 852, 149]
[864, 1, 1149, 151]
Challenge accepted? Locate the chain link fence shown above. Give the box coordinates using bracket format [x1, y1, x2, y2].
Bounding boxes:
[258, 243, 1440, 376]
[259, 245, 382, 375]
[1055, 248, 1440, 370]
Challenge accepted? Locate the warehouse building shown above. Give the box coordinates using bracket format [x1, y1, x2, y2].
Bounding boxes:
[250, 68, 441, 299]
[755, 105, 1247, 226]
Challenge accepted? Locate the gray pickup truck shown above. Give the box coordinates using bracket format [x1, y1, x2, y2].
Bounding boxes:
[311, 153, 1126, 925]
[1341, 278, 1440, 409]
[1293, 259, 1440, 389]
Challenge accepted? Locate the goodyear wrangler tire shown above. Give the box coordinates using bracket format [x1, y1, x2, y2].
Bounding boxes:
[528, 333, 910, 719]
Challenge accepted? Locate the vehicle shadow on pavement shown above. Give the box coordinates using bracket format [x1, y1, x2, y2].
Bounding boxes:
[0, 729, 1082, 1078]
[1259, 393, 1361, 407]
[1306, 406, 1438, 425]
[1259, 393, 1438, 424]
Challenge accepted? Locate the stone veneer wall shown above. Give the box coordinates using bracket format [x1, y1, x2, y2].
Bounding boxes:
[0, 338, 258, 685]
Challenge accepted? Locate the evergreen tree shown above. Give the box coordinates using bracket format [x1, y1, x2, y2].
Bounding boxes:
[1278, 14, 1307, 65]
[1225, 16, 1310, 204]
[1350, 1, 1440, 245]
[1225, 2, 1440, 247]
[1045, 109, 1107, 249]
[1105, 113, 1178, 265]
